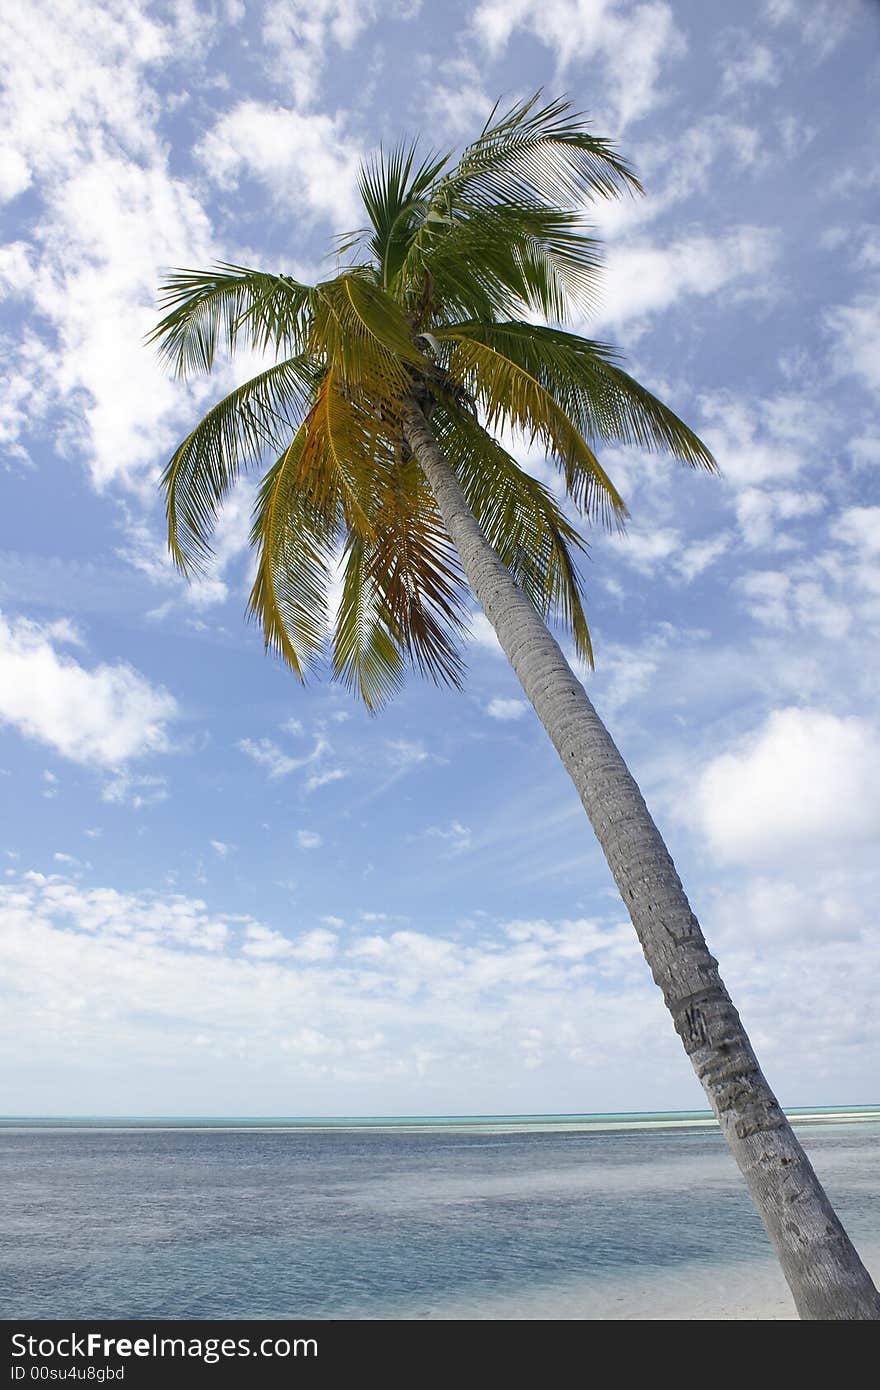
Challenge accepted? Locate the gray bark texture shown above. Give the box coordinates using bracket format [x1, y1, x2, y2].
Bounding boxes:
[402, 397, 880, 1321]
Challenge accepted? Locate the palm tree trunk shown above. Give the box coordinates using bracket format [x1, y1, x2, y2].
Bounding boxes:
[401, 397, 880, 1321]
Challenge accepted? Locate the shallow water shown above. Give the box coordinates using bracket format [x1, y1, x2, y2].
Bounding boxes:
[2, 1111, 878, 1319]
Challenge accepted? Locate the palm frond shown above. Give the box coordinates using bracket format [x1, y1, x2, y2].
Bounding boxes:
[162, 355, 317, 573]
[149, 263, 314, 377]
[333, 534, 404, 709]
[294, 367, 388, 538]
[455, 92, 642, 208]
[394, 93, 639, 309]
[436, 328, 628, 526]
[333, 452, 469, 706]
[431, 406, 594, 663]
[248, 428, 339, 679]
[309, 272, 425, 389]
[440, 321, 716, 470]
[366, 454, 469, 688]
[413, 203, 604, 323]
[358, 142, 451, 289]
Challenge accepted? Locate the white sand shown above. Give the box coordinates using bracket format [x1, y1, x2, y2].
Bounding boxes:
[415, 1242, 880, 1320]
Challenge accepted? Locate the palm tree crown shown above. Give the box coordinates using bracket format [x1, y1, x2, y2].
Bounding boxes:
[150, 94, 714, 707]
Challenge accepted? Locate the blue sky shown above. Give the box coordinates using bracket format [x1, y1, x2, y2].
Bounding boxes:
[1, 0, 878, 1116]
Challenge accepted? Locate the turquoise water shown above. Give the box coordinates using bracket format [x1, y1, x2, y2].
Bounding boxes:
[3, 1104, 878, 1132]
[2, 1108, 878, 1319]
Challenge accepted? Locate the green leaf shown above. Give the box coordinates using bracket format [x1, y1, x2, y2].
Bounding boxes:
[162, 355, 317, 573]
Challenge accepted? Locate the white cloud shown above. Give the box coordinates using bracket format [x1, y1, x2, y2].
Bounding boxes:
[0, 3, 216, 490]
[733, 487, 824, 550]
[210, 840, 234, 857]
[0, 242, 35, 297]
[0, 148, 31, 202]
[590, 117, 768, 244]
[181, 482, 257, 612]
[673, 533, 731, 583]
[1, 3, 167, 185]
[304, 767, 347, 794]
[290, 927, 339, 961]
[197, 101, 362, 231]
[595, 227, 778, 331]
[826, 298, 880, 392]
[831, 506, 880, 558]
[423, 821, 473, 854]
[36, 156, 214, 493]
[101, 773, 168, 810]
[297, 830, 322, 849]
[385, 739, 430, 768]
[717, 32, 780, 95]
[466, 611, 504, 656]
[737, 570, 852, 641]
[472, 0, 686, 130]
[238, 735, 328, 780]
[608, 526, 680, 573]
[689, 707, 880, 864]
[261, 0, 397, 107]
[0, 612, 177, 767]
[11, 870, 229, 951]
[763, 0, 862, 60]
[589, 636, 664, 714]
[486, 698, 529, 721]
[13, 862, 880, 1114]
[241, 924, 294, 959]
[700, 391, 827, 488]
[421, 56, 493, 137]
[710, 872, 866, 946]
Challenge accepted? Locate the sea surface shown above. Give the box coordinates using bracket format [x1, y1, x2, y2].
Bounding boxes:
[1, 1107, 878, 1320]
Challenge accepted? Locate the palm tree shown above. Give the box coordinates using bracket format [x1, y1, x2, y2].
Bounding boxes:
[150, 95, 879, 1320]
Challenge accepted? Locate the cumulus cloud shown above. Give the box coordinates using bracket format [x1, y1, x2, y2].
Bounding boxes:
[0, 612, 177, 767]
[732, 487, 824, 550]
[260, 0, 412, 107]
[737, 570, 852, 640]
[297, 830, 322, 849]
[689, 707, 880, 863]
[197, 101, 363, 230]
[466, 611, 504, 656]
[697, 391, 839, 548]
[717, 31, 780, 95]
[595, 227, 778, 331]
[825, 298, 880, 393]
[486, 697, 529, 721]
[2, 857, 879, 1109]
[0, 2, 216, 490]
[831, 506, 880, 559]
[472, 0, 686, 130]
[0, 866, 664, 1111]
[607, 526, 681, 573]
[10, 871, 229, 951]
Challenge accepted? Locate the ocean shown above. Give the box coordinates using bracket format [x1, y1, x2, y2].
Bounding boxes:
[2, 1108, 878, 1321]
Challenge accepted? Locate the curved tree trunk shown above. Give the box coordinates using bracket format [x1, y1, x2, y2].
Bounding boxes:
[401, 398, 880, 1321]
